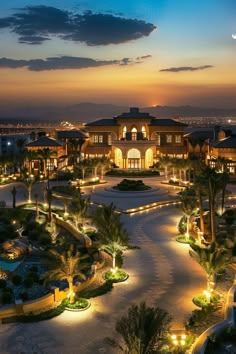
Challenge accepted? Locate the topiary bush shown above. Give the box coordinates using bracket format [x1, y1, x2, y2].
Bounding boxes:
[114, 179, 150, 191]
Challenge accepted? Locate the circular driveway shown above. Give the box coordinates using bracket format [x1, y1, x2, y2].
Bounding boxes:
[0, 202, 205, 354]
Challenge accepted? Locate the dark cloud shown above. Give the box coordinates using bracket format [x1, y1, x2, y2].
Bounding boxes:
[0, 55, 142, 71]
[0, 5, 156, 45]
[137, 55, 152, 60]
[159, 65, 214, 72]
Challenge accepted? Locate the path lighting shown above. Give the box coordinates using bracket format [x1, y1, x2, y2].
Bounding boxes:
[203, 290, 211, 302]
[170, 332, 187, 348]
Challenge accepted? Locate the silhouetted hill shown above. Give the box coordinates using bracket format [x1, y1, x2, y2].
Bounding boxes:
[1, 103, 236, 124]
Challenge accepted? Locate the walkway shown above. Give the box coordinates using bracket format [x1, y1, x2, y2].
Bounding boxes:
[0, 204, 205, 354]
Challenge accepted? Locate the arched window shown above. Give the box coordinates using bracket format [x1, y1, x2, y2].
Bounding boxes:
[122, 126, 127, 139]
[131, 127, 137, 141]
[141, 125, 146, 138]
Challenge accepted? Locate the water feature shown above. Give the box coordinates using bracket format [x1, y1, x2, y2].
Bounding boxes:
[0, 259, 22, 271]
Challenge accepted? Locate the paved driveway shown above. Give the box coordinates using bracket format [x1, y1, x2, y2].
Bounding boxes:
[0, 204, 205, 354]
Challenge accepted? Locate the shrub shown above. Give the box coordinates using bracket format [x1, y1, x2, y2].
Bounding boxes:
[0, 279, 7, 289]
[114, 179, 150, 191]
[1, 290, 13, 304]
[178, 215, 187, 235]
[24, 277, 34, 288]
[12, 274, 22, 286]
[39, 233, 52, 245]
[19, 291, 29, 302]
[27, 271, 39, 282]
[63, 297, 90, 310]
[104, 269, 128, 283]
[19, 303, 65, 322]
[79, 281, 113, 298]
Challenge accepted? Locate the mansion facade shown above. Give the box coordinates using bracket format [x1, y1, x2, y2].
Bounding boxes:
[84, 107, 187, 169]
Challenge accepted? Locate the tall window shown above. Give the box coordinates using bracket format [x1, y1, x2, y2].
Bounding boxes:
[141, 125, 146, 138]
[156, 134, 160, 146]
[131, 127, 137, 141]
[166, 134, 172, 143]
[122, 126, 127, 138]
[175, 135, 181, 143]
[99, 135, 103, 143]
[93, 135, 98, 143]
[108, 134, 112, 145]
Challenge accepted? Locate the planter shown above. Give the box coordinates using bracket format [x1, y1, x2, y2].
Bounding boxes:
[104, 269, 129, 283]
[64, 298, 91, 311]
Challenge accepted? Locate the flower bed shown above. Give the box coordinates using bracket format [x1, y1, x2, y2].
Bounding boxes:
[63, 297, 90, 311]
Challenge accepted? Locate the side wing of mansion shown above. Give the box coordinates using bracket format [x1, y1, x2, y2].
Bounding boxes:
[84, 107, 187, 169]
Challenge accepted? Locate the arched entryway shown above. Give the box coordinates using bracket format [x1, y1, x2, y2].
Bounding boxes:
[127, 148, 141, 169]
[145, 148, 153, 168]
[114, 148, 123, 167]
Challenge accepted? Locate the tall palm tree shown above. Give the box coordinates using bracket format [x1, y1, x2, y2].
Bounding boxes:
[93, 203, 121, 239]
[38, 148, 57, 178]
[99, 156, 111, 180]
[189, 243, 235, 291]
[43, 246, 89, 304]
[199, 167, 223, 243]
[69, 193, 90, 229]
[99, 224, 130, 269]
[220, 171, 230, 215]
[24, 150, 38, 175]
[93, 203, 130, 268]
[110, 302, 171, 354]
[159, 156, 172, 180]
[78, 159, 90, 180]
[16, 138, 26, 176]
[178, 188, 198, 239]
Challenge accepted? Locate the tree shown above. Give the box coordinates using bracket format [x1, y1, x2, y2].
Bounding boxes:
[68, 192, 90, 229]
[68, 138, 85, 166]
[78, 159, 91, 180]
[99, 223, 129, 269]
[93, 203, 130, 268]
[24, 150, 38, 175]
[11, 186, 17, 208]
[177, 188, 198, 239]
[38, 148, 57, 178]
[43, 246, 89, 304]
[159, 156, 172, 180]
[16, 138, 26, 176]
[109, 302, 171, 354]
[99, 156, 111, 180]
[189, 243, 235, 291]
[199, 167, 223, 243]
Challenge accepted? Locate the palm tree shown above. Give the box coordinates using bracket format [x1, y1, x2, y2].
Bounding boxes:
[199, 167, 223, 243]
[100, 224, 129, 269]
[16, 138, 26, 176]
[109, 302, 171, 354]
[220, 171, 230, 215]
[78, 159, 90, 180]
[24, 150, 38, 175]
[93, 203, 121, 239]
[99, 156, 111, 181]
[11, 186, 17, 208]
[69, 193, 90, 229]
[43, 246, 89, 304]
[189, 243, 235, 291]
[159, 156, 172, 180]
[38, 148, 57, 179]
[178, 188, 198, 239]
[93, 203, 130, 268]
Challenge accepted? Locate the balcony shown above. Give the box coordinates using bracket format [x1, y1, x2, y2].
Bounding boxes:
[112, 139, 158, 147]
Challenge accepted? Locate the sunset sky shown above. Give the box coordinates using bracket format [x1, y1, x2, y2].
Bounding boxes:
[0, 0, 236, 112]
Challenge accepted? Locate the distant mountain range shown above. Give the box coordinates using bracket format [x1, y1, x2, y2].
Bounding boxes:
[1, 102, 236, 124]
